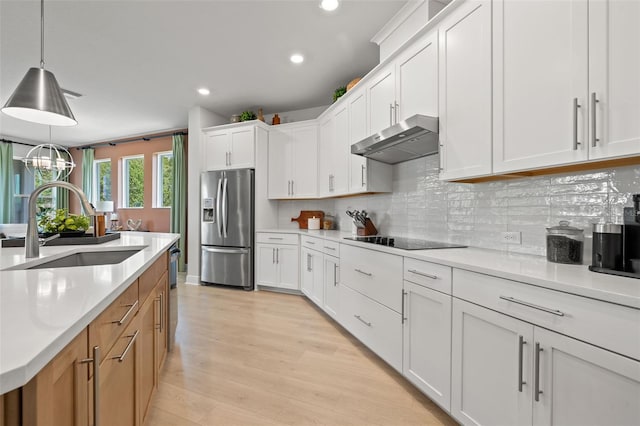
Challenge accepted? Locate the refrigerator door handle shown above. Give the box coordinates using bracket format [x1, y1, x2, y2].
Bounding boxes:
[201, 246, 251, 255]
[222, 177, 229, 238]
[215, 177, 223, 238]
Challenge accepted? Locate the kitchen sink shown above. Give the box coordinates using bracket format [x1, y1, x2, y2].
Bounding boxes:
[3, 246, 147, 271]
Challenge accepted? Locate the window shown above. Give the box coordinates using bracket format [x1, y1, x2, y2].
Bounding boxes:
[155, 151, 173, 208]
[122, 155, 144, 208]
[93, 159, 112, 204]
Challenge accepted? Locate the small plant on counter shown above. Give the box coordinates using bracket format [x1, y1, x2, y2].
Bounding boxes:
[333, 86, 347, 102]
[239, 110, 257, 121]
[38, 208, 90, 233]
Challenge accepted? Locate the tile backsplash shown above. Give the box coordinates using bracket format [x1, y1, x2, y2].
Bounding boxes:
[278, 155, 640, 256]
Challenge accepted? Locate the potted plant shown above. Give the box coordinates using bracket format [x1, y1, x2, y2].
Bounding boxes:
[38, 208, 91, 236]
[239, 110, 257, 121]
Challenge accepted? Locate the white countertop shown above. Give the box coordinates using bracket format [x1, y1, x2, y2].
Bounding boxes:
[257, 229, 640, 309]
[0, 232, 179, 394]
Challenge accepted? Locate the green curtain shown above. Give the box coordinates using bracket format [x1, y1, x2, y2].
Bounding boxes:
[56, 150, 71, 211]
[0, 142, 14, 223]
[82, 148, 94, 203]
[171, 133, 187, 272]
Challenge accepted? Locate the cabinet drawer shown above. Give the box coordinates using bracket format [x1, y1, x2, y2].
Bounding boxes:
[339, 284, 402, 372]
[89, 280, 139, 356]
[322, 239, 340, 257]
[453, 269, 640, 360]
[139, 252, 168, 305]
[404, 258, 452, 294]
[256, 233, 299, 245]
[301, 235, 323, 251]
[341, 244, 403, 312]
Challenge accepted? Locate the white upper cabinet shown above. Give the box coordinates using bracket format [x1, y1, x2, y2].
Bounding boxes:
[492, 0, 589, 173]
[368, 65, 397, 135]
[588, 0, 640, 160]
[202, 123, 257, 171]
[438, 0, 493, 180]
[319, 106, 349, 197]
[268, 122, 318, 199]
[396, 31, 439, 121]
[348, 89, 370, 192]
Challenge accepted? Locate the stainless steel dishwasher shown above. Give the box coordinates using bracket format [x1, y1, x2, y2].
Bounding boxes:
[168, 245, 181, 351]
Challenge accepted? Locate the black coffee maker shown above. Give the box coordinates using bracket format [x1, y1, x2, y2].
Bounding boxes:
[590, 194, 640, 278]
[623, 194, 640, 274]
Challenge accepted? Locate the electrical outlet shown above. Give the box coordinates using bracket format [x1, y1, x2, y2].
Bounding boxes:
[501, 231, 522, 244]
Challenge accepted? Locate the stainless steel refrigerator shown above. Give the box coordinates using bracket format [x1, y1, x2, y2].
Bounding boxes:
[200, 168, 254, 290]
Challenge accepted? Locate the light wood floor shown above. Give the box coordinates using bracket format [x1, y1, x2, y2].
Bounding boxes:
[146, 279, 457, 426]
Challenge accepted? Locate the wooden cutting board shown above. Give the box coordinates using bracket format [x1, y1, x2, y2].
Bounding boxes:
[291, 211, 325, 229]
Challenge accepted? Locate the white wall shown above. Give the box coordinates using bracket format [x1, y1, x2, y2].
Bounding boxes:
[185, 106, 226, 285]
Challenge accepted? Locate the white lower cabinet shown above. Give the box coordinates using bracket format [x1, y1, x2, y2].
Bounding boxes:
[323, 254, 339, 319]
[339, 284, 402, 372]
[451, 298, 640, 426]
[402, 281, 452, 411]
[256, 233, 299, 290]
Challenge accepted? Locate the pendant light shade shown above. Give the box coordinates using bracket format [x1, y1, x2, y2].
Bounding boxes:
[2, 67, 77, 126]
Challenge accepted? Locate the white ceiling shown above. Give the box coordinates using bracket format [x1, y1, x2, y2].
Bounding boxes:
[0, 0, 406, 146]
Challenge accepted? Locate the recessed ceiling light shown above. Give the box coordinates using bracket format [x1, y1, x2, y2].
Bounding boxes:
[290, 54, 304, 64]
[197, 88, 210, 95]
[320, 0, 339, 12]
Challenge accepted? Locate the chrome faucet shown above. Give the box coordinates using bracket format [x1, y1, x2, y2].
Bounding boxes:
[26, 181, 96, 258]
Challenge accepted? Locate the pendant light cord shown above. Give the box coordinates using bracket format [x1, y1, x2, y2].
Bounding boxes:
[40, 0, 45, 68]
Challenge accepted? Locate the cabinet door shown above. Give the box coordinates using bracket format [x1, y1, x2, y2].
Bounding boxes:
[397, 31, 438, 121]
[349, 89, 369, 192]
[318, 117, 333, 197]
[309, 249, 324, 307]
[323, 255, 339, 319]
[291, 126, 318, 198]
[332, 105, 349, 195]
[589, 0, 640, 160]
[203, 132, 229, 171]
[300, 247, 314, 298]
[267, 129, 291, 198]
[229, 127, 255, 168]
[99, 316, 140, 426]
[402, 282, 452, 411]
[368, 65, 396, 135]
[138, 290, 157, 425]
[451, 298, 533, 426]
[22, 329, 89, 426]
[439, 0, 493, 180]
[533, 327, 640, 426]
[493, 0, 589, 173]
[277, 245, 299, 290]
[256, 244, 278, 287]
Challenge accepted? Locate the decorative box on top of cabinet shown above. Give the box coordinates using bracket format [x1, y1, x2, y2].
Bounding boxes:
[202, 121, 267, 171]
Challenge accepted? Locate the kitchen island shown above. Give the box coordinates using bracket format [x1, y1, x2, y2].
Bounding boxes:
[0, 231, 178, 425]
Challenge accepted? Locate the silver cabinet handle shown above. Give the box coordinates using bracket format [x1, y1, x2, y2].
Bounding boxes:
[159, 291, 164, 333]
[272, 248, 275, 264]
[324, 246, 335, 251]
[81, 346, 100, 426]
[395, 101, 399, 123]
[354, 268, 372, 277]
[401, 289, 407, 324]
[110, 330, 139, 362]
[307, 241, 315, 245]
[591, 92, 599, 147]
[534, 342, 543, 402]
[499, 296, 565, 316]
[228, 151, 231, 166]
[573, 98, 581, 150]
[291, 180, 294, 196]
[287, 180, 291, 196]
[389, 103, 394, 126]
[361, 164, 365, 187]
[334, 264, 338, 286]
[268, 237, 284, 240]
[354, 314, 372, 327]
[518, 335, 527, 392]
[306, 253, 311, 272]
[276, 248, 279, 264]
[111, 300, 138, 326]
[407, 269, 438, 280]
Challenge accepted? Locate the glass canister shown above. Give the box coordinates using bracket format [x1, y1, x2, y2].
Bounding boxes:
[546, 220, 584, 264]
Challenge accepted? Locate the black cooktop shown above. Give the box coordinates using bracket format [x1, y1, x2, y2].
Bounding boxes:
[343, 236, 467, 250]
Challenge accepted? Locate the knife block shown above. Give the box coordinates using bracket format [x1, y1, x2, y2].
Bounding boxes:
[356, 219, 378, 236]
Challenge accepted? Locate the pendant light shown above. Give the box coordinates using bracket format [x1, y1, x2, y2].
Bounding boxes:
[1, 0, 77, 126]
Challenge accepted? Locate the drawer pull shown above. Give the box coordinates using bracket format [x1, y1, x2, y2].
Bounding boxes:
[407, 269, 438, 280]
[499, 296, 565, 317]
[534, 342, 543, 402]
[324, 246, 336, 251]
[354, 268, 372, 277]
[112, 300, 139, 325]
[268, 237, 284, 240]
[307, 241, 316, 245]
[401, 290, 408, 324]
[354, 314, 372, 327]
[110, 330, 139, 362]
[518, 336, 527, 392]
[81, 346, 100, 426]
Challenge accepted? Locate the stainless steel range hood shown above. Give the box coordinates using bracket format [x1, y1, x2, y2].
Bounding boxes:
[351, 114, 439, 164]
